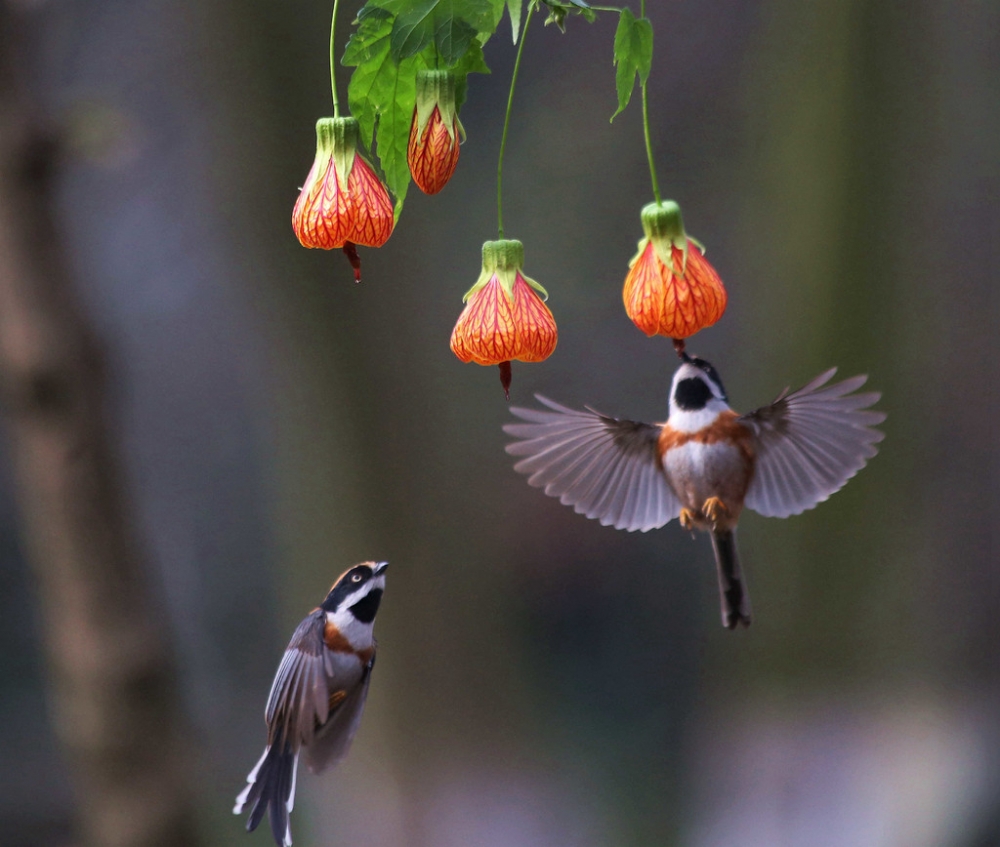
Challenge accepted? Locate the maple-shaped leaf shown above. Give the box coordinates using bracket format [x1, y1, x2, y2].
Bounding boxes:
[611, 8, 653, 120]
[452, 38, 490, 110]
[344, 2, 496, 215]
[374, 0, 498, 65]
[344, 6, 428, 212]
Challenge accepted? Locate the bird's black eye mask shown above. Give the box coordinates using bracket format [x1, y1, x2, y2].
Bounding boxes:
[322, 565, 373, 612]
[684, 355, 728, 402]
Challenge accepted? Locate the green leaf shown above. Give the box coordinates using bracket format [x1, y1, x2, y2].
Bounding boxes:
[451, 39, 490, 109]
[343, 7, 395, 149]
[356, 3, 393, 23]
[344, 7, 431, 211]
[432, 13, 478, 65]
[344, 1, 497, 214]
[507, 0, 522, 42]
[611, 8, 653, 121]
[389, 0, 438, 59]
[372, 53, 425, 211]
[486, 0, 507, 28]
[373, 0, 497, 64]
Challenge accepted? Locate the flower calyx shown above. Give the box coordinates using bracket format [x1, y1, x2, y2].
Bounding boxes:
[637, 200, 690, 274]
[318, 116, 362, 189]
[462, 239, 548, 304]
[413, 70, 464, 145]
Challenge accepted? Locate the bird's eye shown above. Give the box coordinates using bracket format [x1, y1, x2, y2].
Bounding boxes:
[351, 573, 363, 583]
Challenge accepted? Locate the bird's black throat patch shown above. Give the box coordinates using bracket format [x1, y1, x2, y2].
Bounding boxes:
[674, 377, 713, 410]
[349, 588, 383, 624]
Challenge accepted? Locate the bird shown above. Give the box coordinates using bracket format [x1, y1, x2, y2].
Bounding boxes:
[234, 561, 387, 846]
[503, 354, 885, 629]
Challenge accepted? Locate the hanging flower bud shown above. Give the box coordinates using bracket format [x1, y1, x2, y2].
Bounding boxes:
[292, 116, 394, 250]
[622, 201, 727, 339]
[451, 239, 557, 397]
[408, 70, 464, 195]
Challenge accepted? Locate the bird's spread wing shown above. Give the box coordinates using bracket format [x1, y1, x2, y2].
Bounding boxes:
[264, 611, 332, 748]
[306, 657, 374, 774]
[740, 369, 886, 518]
[504, 395, 680, 532]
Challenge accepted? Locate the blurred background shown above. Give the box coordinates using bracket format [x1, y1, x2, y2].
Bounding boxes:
[0, 1, 996, 846]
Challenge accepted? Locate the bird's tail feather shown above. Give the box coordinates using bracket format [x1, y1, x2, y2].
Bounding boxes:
[234, 740, 298, 847]
[710, 528, 752, 629]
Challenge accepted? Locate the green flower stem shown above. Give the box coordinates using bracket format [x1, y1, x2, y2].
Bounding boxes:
[640, 0, 661, 205]
[330, 0, 341, 117]
[497, 2, 535, 239]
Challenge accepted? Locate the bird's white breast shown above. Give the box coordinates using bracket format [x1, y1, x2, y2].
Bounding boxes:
[662, 440, 748, 509]
[322, 645, 367, 681]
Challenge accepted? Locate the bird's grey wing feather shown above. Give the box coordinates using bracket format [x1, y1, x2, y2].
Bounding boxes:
[504, 394, 680, 532]
[306, 659, 374, 774]
[740, 369, 886, 518]
[264, 611, 332, 748]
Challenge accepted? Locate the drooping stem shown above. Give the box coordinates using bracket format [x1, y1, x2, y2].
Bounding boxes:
[330, 0, 341, 117]
[497, 2, 535, 239]
[640, 0, 661, 205]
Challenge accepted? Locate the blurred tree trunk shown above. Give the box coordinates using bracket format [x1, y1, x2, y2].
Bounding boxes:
[0, 7, 200, 847]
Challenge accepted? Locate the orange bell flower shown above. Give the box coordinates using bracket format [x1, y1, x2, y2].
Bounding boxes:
[451, 239, 557, 397]
[408, 70, 464, 195]
[622, 201, 727, 340]
[292, 117, 394, 252]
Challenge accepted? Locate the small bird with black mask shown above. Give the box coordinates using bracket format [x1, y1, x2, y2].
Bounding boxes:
[234, 561, 387, 846]
[504, 356, 885, 628]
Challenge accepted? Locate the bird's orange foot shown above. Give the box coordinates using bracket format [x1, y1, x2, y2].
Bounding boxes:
[679, 508, 696, 531]
[703, 497, 728, 525]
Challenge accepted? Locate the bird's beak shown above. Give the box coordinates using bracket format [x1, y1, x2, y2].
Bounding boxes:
[373, 561, 388, 576]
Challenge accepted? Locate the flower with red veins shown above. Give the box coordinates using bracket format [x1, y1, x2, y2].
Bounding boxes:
[408, 70, 464, 195]
[292, 116, 394, 254]
[450, 239, 557, 398]
[622, 201, 727, 341]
